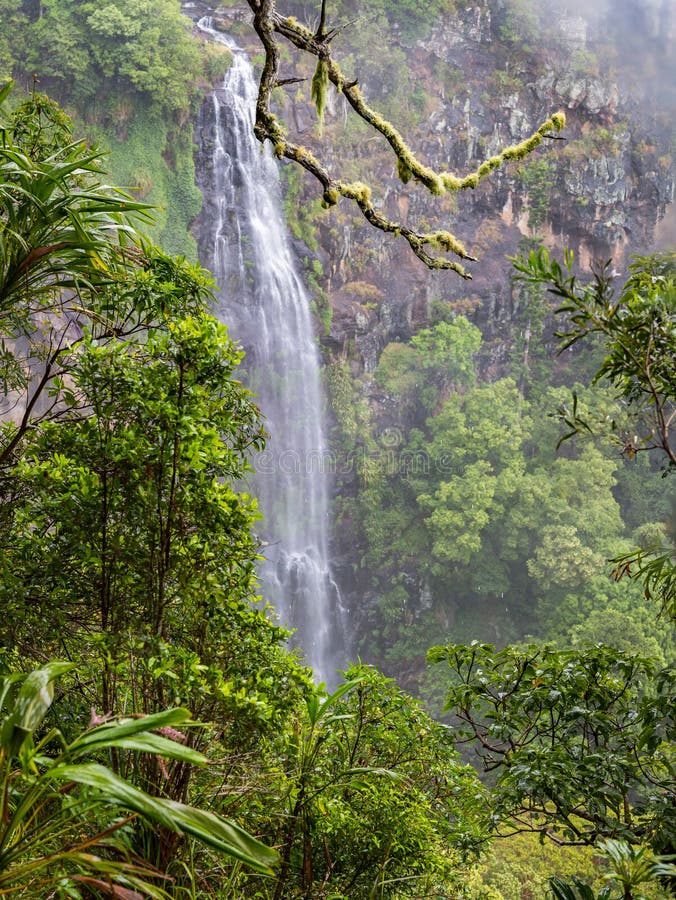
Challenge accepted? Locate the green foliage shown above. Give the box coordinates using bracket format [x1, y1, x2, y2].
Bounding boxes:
[0, 278, 309, 730]
[562, 125, 627, 165]
[0, 89, 147, 311]
[420, 458, 497, 565]
[2, 13, 673, 899]
[341, 292, 673, 675]
[0, 86, 151, 463]
[0, 2, 28, 75]
[417, 377, 532, 569]
[0, 90, 311, 894]
[514, 248, 676, 621]
[430, 642, 676, 856]
[325, 360, 365, 451]
[612, 541, 676, 628]
[568, 604, 673, 669]
[20, 0, 205, 119]
[549, 839, 676, 900]
[597, 839, 676, 899]
[281, 163, 321, 254]
[497, 0, 540, 50]
[409, 318, 482, 384]
[514, 249, 675, 466]
[0, 0, 222, 262]
[234, 664, 489, 898]
[475, 832, 605, 899]
[375, 317, 481, 416]
[390, 0, 457, 40]
[508, 241, 557, 396]
[490, 69, 525, 97]
[518, 158, 556, 232]
[0, 664, 278, 896]
[331, 0, 457, 42]
[549, 878, 613, 900]
[306, 256, 332, 333]
[102, 112, 203, 256]
[570, 49, 600, 78]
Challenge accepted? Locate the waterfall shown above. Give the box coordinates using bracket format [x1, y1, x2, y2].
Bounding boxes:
[193, 19, 344, 686]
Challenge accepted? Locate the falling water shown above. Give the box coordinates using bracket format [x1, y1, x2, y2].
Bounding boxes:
[194, 19, 344, 685]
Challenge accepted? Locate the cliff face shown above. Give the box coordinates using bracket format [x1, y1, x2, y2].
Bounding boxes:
[340, 0, 673, 360]
[189, 0, 674, 672]
[193, 0, 673, 368]
[202, 0, 674, 370]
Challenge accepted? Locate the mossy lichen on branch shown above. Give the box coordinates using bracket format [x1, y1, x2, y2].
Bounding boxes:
[311, 57, 329, 133]
[248, 0, 566, 276]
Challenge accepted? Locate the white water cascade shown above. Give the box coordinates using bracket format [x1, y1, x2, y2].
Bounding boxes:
[194, 19, 345, 686]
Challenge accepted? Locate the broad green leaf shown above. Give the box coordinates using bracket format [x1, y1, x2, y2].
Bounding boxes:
[0, 80, 13, 108]
[0, 673, 22, 717]
[1, 662, 74, 754]
[78, 733, 206, 765]
[50, 764, 278, 874]
[50, 763, 177, 830]
[71, 709, 201, 758]
[313, 678, 360, 724]
[160, 799, 279, 874]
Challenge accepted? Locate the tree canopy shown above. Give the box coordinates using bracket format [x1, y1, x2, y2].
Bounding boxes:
[430, 641, 676, 856]
[514, 248, 676, 621]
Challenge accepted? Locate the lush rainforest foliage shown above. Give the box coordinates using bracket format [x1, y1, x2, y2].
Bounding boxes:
[324, 246, 676, 896]
[0, 83, 500, 899]
[329, 283, 675, 685]
[0, 0, 229, 254]
[1, 0, 675, 897]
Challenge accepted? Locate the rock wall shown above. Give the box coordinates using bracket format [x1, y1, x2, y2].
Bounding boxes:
[187, 0, 674, 665]
[203, 0, 673, 371]
[190, 1, 673, 369]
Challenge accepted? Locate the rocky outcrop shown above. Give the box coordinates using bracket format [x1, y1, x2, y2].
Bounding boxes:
[187, 0, 673, 362]
[247, 0, 673, 367]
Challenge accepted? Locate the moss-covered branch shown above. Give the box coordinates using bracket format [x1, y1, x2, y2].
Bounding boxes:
[246, 0, 565, 276]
